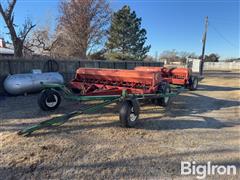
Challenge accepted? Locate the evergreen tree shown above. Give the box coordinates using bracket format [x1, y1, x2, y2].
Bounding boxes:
[105, 5, 151, 60]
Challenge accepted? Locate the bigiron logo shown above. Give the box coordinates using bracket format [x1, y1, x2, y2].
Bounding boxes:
[181, 161, 237, 179]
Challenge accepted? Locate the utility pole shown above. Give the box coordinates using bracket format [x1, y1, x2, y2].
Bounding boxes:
[200, 16, 208, 76]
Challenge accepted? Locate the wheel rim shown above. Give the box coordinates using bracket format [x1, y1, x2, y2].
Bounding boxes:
[193, 79, 198, 89]
[164, 87, 170, 103]
[129, 107, 137, 122]
[46, 94, 58, 107]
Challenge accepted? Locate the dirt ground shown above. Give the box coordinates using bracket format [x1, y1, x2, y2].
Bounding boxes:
[0, 71, 239, 179]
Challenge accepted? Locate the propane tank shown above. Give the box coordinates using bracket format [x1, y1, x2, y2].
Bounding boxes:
[3, 70, 64, 95]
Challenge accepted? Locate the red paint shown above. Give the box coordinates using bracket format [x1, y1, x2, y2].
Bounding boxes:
[69, 66, 191, 96]
[134, 66, 191, 85]
[70, 68, 161, 96]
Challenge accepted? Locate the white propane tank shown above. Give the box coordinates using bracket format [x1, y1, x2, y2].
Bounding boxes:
[3, 70, 64, 95]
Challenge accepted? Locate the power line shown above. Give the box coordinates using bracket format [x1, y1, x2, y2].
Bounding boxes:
[209, 19, 238, 25]
[209, 21, 239, 49]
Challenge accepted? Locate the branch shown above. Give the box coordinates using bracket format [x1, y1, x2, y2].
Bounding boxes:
[0, 0, 18, 41]
[25, 28, 59, 54]
[0, 0, 16, 17]
[23, 44, 34, 53]
[45, 38, 59, 51]
[0, 3, 4, 17]
[19, 19, 36, 42]
[22, 24, 36, 42]
[6, 0, 16, 17]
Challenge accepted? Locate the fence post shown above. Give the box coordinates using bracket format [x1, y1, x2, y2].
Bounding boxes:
[125, 62, 127, 69]
[8, 60, 12, 75]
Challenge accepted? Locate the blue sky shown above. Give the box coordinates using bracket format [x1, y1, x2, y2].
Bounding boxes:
[0, 0, 239, 59]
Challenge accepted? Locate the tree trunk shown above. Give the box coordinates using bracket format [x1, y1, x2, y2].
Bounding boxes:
[81, 46, 87, 59]
[14, 38, 23, 57]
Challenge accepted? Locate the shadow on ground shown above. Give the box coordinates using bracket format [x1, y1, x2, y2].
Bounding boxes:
[0, 84, 239, 134]
[197, 84, 240, 91]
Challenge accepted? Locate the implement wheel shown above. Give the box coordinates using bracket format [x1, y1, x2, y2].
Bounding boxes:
[38, 89, 61, 111]
[156, 83, 171, 107]
[119, 99, 140, 128]
[188, 76, 198, 91]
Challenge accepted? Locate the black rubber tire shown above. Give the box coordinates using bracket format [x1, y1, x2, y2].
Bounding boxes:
[119, 99, 140, 128]
[156, 83, 171, 107]
[188, 76, 198, 91]
[38, 89, 61, 111]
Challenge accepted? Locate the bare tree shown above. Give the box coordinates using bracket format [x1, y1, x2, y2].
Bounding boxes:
[160, 50, 179, 61]
[57, 0, 111, 59]
[160, 50, 198, 64]
[0, 0, 35, 57]
[25, 25, 59, 57]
